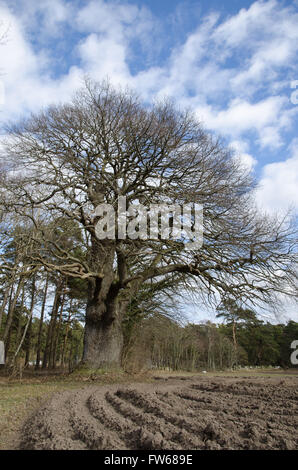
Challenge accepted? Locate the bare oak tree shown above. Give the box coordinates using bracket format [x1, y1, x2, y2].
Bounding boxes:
[0, 80, 297, 368]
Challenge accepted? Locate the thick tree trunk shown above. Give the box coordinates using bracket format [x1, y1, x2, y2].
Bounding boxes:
[24, 275, 36, 367]
[0, 281, 14, 331]
[35, 273, 49, 370]
[61, 298, 72, 368]
[51, 289, 66, 368]
[232, 320, 238, 366]
[42, 281, 62, 369]
[83, 317, 123, 368]
[2, 277, 23, 343]
[82, 239, 130, 369]
[15, 285, 26, 349]
[82, 300, 125, 369]
[3, 276, 25, 359]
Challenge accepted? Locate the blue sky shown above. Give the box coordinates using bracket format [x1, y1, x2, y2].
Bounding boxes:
[0, 0, 297, 214]
[0, 0, 297, 321]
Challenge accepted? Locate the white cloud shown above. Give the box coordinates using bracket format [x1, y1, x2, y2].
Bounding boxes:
[230, 140, 257, 171]
[76, 0, 139, 37]
[77, 34, 130, 83]
[255, 140, 298, 214]
[193, 96, 293, 149]
[75, 0, 156, 55]
[0, 0, 156, 122]
[0, 5, 45, 119]
[7, 0, 71, 38]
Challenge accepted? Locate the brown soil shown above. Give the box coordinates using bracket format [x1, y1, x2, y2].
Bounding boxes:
[19, 375, 298, 450]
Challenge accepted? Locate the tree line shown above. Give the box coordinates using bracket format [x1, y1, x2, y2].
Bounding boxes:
[1, 236, 297, 372]
[124, 313, 298, 372]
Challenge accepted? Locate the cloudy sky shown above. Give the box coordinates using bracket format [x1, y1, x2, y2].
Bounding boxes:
[0, 0, 297, 321]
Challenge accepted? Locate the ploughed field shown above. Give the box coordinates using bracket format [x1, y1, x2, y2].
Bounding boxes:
[20, 375, 298, 450]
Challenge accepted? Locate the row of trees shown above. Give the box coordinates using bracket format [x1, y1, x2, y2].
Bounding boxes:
[1, 260, 297, 372]
[0, 80, 297, 369]
[125, 314, 298, 372]
[0, 234, 85, 370]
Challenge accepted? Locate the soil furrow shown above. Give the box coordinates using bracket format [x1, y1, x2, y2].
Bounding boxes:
[19, 375, 298, 450]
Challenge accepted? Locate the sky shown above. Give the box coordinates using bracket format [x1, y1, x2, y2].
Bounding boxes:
[0, 0, 297, 322]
